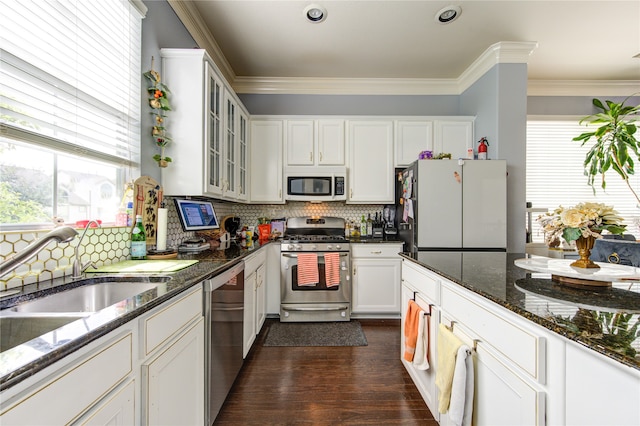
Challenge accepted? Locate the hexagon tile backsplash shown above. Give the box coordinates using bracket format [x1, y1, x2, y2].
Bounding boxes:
[1, 199, 384, 291]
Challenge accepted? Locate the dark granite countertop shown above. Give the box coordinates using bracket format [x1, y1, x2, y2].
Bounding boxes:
[401, 251, 640, 371]
[0, 240, 273, 391]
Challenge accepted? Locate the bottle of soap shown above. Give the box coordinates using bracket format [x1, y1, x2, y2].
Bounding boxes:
[130, 214, 147, 260]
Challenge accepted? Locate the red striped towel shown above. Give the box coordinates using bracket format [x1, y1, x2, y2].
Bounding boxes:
[324, 252, 341, 288]
[297, 253, 319, 286]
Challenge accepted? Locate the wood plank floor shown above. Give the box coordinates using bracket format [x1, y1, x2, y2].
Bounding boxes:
[214, 319, 437, 425]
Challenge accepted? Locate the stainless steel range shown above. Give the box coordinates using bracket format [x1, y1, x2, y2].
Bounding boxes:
[280, 217, 350, 322]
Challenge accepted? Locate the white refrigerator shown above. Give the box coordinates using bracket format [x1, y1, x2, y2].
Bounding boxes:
[398, 159, 507, 251]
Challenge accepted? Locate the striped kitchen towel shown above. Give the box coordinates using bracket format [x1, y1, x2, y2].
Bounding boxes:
[324, 252, 341, 288]
[297, 253, 319, 286]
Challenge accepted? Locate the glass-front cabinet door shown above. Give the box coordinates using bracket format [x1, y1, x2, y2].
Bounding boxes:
[237, 113, 248, 200]
[224, 96, 237, 197]
[205, 64, 223, 195]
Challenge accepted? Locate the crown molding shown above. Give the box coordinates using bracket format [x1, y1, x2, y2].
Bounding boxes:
[231, 77, 461, 95]
[527, 80, 640, 97]
[457, 41, 538, 93]
[167, 0, 235, 84]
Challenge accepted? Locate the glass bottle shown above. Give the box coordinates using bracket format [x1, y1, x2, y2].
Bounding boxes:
[131, 214, 147, 260]
[367, 213, 373, 237]
[361, 215, 368, 237]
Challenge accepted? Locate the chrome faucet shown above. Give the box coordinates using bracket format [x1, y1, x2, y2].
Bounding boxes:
[72, 220, 101, 279]
[0, 226, 78, 279]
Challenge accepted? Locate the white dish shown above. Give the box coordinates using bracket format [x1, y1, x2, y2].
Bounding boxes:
[514, 257, 640, 282]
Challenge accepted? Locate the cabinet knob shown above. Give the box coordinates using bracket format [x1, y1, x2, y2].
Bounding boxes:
[319, 152, 323, 161]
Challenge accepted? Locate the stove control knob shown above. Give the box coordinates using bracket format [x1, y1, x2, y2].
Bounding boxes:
[295, 244, 303, 250]
[326, 244, 333, 250]
[311, 244, 317, 250]
[335, 244, 342, 250]
[287, 244, 295, 250]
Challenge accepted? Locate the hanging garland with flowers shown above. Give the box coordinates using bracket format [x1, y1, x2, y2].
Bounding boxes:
[143, 57, 172, 167]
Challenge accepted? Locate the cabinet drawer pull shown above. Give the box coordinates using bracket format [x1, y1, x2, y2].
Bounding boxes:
[370, 250, 382, 254]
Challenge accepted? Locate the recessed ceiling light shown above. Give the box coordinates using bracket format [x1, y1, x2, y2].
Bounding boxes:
[435, 5, 462, 24]
[304, 4, 327, 23]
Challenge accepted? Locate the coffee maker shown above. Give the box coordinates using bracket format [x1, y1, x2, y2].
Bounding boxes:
[382, 205, 397, 238]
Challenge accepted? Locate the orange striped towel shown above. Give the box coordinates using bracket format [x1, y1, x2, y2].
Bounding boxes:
[297, 253, 319, 286]
[403, 300, 421, 361]
[324, 252, 341, 288]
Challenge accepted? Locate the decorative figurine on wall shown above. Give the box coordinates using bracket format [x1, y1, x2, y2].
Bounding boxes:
[143, 57, 173, 167]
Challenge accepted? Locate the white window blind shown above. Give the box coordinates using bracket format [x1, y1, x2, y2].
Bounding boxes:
[0, 0, 143, 167]
[527, 120, 640, 241]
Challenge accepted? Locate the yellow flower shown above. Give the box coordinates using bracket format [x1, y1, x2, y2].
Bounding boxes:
[560, 208, 585, 228]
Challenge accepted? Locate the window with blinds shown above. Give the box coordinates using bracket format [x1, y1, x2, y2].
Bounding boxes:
[527, 119, 640, 243]
[0, 0, 145, 228]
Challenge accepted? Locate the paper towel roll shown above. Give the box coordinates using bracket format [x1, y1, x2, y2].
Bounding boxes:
[156, 208, 168, 251]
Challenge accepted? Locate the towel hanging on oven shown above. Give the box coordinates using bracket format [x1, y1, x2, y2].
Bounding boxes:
[324, 252, 341, 288]
[297, 253, 319, 286]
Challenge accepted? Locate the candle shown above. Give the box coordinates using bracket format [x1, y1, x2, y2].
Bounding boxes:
[156, 208, 168, 251]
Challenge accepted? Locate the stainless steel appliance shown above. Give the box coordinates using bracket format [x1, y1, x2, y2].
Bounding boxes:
[203, 262, 244, 425]
[284, 166, 347, 201]
[396, 160, 507, 253]
[280, 216, 351, 322]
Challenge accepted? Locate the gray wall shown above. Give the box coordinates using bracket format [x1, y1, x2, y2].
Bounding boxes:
[528, 95, 639, 116]
[141, 0, 198, 183]
[239, 94, 461, 116]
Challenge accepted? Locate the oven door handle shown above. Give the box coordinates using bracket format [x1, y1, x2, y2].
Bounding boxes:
[281, 253, 349, 258]
[281, 306, 349, 312]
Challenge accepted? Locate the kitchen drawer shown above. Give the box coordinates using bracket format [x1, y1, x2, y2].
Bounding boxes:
[441, 283, 545, 383]
[244, 249, 267, 277]
[351, 243, 403, 258]
[142, 286, 202, 356]
[1, 333, 132, 425]
[401, 260, 440, 303]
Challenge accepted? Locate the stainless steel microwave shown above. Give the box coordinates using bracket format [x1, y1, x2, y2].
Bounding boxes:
[284, 166, 347, 201]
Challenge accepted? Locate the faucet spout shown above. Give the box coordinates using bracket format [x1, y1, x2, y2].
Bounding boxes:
[72, 220, 102, 279]
[0, 227, 78, 279]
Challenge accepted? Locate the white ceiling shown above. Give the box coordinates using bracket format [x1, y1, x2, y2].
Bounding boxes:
[169, 0, 640, 95]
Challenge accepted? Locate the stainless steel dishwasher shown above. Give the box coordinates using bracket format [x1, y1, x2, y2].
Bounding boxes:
[203, 261, 244, 425]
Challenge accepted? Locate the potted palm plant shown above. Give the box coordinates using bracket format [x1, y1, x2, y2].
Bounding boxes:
[573, 96, 640, 205]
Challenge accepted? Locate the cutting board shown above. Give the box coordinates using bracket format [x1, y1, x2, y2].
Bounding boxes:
[92, 260, 198, 273]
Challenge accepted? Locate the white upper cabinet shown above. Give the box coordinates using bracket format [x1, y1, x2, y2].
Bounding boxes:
[395, 120, 434, 167]
[286, 119, 345, 166]
[250, 120, 284, 203]
[433, 119, 474, 160]
[347, 120, 394, 204]
[160, 49, 249, 201]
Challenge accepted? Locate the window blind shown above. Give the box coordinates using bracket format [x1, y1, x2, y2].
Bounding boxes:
[0, 0, 144, 167]
[527, 120, 640, 241]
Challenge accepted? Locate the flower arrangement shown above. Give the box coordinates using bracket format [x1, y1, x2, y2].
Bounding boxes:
[143, 59, 172, 167]
[537, 202, 626, 247]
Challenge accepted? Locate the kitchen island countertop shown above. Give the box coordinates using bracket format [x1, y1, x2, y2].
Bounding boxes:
[401, 251, 640, 370]
[0, 240, 273, 391]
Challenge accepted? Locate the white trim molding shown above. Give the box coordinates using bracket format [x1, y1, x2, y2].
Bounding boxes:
[527, 80, 640, 97]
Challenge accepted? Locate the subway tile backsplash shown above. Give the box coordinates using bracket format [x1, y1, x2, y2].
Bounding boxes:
[0, 199, 383, 291]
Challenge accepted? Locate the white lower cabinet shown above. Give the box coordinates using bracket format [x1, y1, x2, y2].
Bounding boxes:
[351, 243, 403, 315]
[244, 249, 268, 357]
[401, 279, 439, 420]
[439, 314, 544, 426]
[0, 330, 134, 425]
[0, 284, 206, 426]
[401, 258, 640, 425]
[142, 318, 205, 426]
[75, 379, 136, 425]
[565, 342, 640, 426]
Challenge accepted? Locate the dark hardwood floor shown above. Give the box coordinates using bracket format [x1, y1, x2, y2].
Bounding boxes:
[214, 319, 437, 425]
